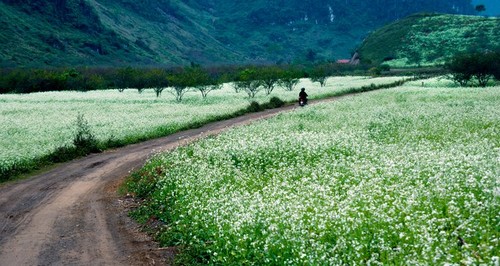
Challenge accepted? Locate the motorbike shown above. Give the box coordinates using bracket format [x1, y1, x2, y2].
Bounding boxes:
[298, 97, 307, 107]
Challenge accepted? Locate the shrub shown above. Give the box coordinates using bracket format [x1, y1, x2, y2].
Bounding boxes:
[379, 64, 391, 72]
[369, 67, 382, 77]
[246, 101, 263, 112]
[268, 96, 285, 108]
[73, 114, 99, 155]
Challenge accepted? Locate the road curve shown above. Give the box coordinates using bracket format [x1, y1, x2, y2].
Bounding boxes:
[0, 102, 310, 265]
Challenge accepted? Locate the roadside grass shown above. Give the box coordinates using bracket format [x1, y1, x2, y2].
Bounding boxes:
[0, 76, 407, 182]
[126, 81, 499, 264]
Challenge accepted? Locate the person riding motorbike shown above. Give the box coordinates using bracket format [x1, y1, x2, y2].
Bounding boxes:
[298, 88, 308, 106]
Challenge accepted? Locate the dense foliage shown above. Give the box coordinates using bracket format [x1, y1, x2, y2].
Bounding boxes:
[203, 0, 475, 64]
[0, 0, 476, 67]
[0, 0, 237, 67]
[446, 51, 500, 87]
[127, 79, 499, 264]
[358, 14, 500, 67]
[0, 64, 370, 95]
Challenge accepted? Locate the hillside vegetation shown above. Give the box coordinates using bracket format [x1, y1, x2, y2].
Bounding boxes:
[206, 0, 474, 64]
[358, 13, 500, 66]
[0, 0, 475, 67]
[0, 0, 239, 67]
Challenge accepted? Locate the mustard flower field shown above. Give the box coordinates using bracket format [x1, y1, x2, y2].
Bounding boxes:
[0, 76, 403, 180]
[129, 81, 499, 264]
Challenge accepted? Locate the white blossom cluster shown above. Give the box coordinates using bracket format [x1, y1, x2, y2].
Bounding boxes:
[137, 85, 499, 265]
[0, 76, 403, 176]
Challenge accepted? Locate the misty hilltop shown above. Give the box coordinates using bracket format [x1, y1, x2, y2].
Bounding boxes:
[0, 0, 478, 67]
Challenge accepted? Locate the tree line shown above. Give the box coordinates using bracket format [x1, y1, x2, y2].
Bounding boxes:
[446, 51, 500, 87]
[0, 63, 364, 100]
[2, 50, 497, 98]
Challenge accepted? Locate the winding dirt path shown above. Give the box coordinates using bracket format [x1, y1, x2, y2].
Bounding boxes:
[1, 99, 327, 265]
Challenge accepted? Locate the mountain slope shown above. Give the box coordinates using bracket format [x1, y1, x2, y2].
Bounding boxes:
[0, 0, 148, 67]
[357, 13, 500, 66]
[0, 0, 477, 67]
[207, 0, 475, 63]
[88, 0, 243, 65]
[0, 0, 241, 67]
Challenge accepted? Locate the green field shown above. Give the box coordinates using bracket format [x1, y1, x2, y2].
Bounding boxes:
[127, 79, 500, 264]
[0, 76, 404, 181]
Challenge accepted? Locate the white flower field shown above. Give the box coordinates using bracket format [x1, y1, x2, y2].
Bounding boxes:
[0, 76, 402, 180]
[2, 75, 498, 264]
[129, 79, 499, 264]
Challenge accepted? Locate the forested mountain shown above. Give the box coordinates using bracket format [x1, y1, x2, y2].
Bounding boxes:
[0, 0, 476, 67]
[206, 0, 475, 64]
[357, 13, 500, 66]
[0, 0, 241, 67]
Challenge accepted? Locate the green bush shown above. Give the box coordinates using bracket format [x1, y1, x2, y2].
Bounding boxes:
[73, 114, 100, 155]
[369, 67, 382, 77]
[379, 64, 391, 71]
[246, 101, 263, 112]
[268, 96, 285, 108]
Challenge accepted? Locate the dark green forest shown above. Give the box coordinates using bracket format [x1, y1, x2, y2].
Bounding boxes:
[0, 0, 477, 67]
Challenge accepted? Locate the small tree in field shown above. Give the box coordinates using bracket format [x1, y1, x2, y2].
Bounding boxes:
[259, 66, 283, 95]
[237, 68, 264, 98]
[189, 67, 222, 99]
[144, 68, 169, 97]
[279, 68, 301, 91]
[113, 66, 138, 92]
[447, 52, 499, 87]
[309, 64, 330, 87]
[73, 113, 99, 154]
[169, 67, 192, 102]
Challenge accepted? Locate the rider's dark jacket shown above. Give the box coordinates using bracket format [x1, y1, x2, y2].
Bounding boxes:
[299, 91, 308, 99]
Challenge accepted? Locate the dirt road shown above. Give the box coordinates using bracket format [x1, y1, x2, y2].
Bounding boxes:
[0, 103, 306, 265]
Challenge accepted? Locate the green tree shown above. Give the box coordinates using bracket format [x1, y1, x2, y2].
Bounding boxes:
[406, 46, 422, 67]
[79, 74, 106, 91]
[279, 68, 301, 91]
[73, 113, 99, 154]
[168, 66, 202, 102]
[447, 54, 474, 86]
[259, 66, 283, 95]
[369, 67, 382, 77]
[144, 68, 169, 97]
[189, 67, 222, 99]
[237, 68, 263, 98]
[446, 52, 499, 87]
[309, 64, 330, 87]
[475, 4, 486, 13]
[113, 67, 139, 92]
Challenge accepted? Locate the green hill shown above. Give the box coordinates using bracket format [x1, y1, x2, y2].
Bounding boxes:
[357, 13, 500, 67]
[0, 0, 241, 67]
[0, 1, 478, 67]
